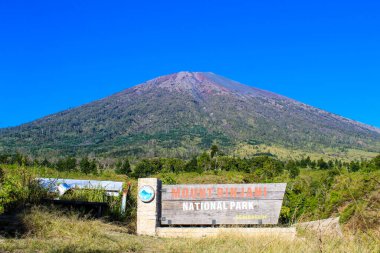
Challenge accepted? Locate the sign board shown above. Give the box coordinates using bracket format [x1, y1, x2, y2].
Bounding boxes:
[160, 183, 286, 225]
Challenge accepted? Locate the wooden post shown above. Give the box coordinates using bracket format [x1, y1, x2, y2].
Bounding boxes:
[121, 182, 131, 215]
[136, 178, 161, 236]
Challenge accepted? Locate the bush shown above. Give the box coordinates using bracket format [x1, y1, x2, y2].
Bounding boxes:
[0, 167, 47, 214]
[340, 203, 356, 224]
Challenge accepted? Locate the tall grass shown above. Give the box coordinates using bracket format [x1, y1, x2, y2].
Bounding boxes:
[0, 165, 48, 214]
[0, 207, 379, 253]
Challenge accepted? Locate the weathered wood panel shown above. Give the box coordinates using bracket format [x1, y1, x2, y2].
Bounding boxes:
[161, 183, 286, 225]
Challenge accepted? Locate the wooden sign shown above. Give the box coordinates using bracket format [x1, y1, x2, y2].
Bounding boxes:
[160, 183, 286, 225]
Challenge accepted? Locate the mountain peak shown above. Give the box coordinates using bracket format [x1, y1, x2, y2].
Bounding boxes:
[135, 71, 238, 94]
[167, 71, 211, 84]
[158, 71, 214, 82]
[136, 71, 280, 100]
[136, 71, 232, 94]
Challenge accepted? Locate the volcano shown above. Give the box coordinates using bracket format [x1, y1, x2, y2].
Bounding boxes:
[1, 71, 379, 158]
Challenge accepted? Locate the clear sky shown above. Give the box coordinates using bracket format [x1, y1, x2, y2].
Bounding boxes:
[0, 0, 379, 128]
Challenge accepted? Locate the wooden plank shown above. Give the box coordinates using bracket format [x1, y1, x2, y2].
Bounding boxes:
[160, 183, 286, 225]
[161, 200, 282, 225]
[161, 183, 286, 201]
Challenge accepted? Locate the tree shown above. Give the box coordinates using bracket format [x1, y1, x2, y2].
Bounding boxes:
[79, 157, 97, 174]
[162, 158, 185, 173]
[328, 160, 334, 169]
[79, 157, 91, 174]
[89, 159, 98, 174]
[0, 154, 8, 164]
[67, 157, 77, 171]
[299, 157, 310, 168]
[286, 160, 300, 179]
[317, 158, 329, 170]
[261, 159, 284, 179]
[132, 159, 160, 178]
[373, 155, 380, 170]
[198, 152, 211, 171]
[41, 158, 51, 167]
[305, 156, 312, 167]
[0, 167, 4, 183]
[348, 161, 360, 172]
[13, 153, 23, 166]
[185, 157, 201, 173]
[210, 145, 219, 158]
[217, 156, 237, 171]
[115, 158, 131, 175]
[310, 160, 317, 170]
[56, 157, 77, 172]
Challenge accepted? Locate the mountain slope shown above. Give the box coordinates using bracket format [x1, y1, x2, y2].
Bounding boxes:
[0, 71, 379, 158]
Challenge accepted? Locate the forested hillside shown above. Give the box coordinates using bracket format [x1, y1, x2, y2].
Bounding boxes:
[1, 72, 379, 158]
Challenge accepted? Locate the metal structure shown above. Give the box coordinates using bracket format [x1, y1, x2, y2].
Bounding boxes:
[37, 178, 123, 196]
[37, 178, 127, 214]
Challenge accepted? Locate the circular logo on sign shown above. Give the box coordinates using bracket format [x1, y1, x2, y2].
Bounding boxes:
[138, 185, 155, 203]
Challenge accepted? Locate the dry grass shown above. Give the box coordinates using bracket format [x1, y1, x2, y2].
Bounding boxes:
[232, 143, 379, 161]
[0, 207, 379, 253]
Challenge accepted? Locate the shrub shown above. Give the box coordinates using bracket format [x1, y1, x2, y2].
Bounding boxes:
[0, 167, 47, 214]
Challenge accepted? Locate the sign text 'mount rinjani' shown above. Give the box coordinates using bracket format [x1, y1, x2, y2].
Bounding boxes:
[160, 183, 286, 225]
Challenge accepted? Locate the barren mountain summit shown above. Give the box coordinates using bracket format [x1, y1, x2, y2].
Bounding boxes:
[135, 71, 281, 98]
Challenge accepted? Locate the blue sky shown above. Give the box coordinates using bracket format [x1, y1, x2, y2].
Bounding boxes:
[0, 0, 379, 128]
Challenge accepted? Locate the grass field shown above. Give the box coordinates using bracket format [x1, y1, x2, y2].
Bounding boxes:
[0, 207, 379, 253]
[232, 143, 379, 161]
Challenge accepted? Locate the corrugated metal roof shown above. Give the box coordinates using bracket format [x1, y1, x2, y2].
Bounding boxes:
[37, 178, 124, 196]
